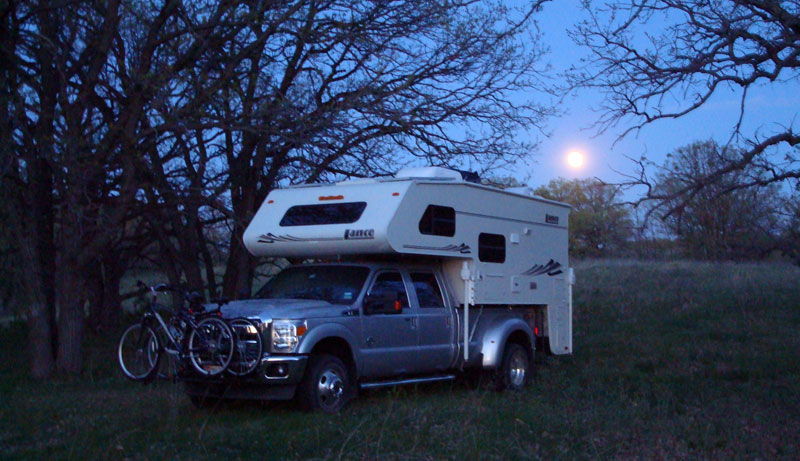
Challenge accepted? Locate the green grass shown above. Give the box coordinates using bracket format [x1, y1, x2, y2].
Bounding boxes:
[2, 260, 800, 459]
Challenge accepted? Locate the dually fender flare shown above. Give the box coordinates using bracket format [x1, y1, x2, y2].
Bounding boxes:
[480, 318, 534, 369]
[296, 323, 362, 375]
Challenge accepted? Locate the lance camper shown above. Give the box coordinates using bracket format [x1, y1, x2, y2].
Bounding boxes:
[186, 167, 574, 412]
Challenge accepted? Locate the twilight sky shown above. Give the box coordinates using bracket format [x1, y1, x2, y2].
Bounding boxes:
[518, 1, 800, 196]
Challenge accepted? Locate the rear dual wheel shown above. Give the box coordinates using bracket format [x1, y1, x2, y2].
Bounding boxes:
[495, 343, 532, 391]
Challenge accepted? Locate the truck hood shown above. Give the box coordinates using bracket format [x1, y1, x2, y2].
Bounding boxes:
[215, 298, 348, 323]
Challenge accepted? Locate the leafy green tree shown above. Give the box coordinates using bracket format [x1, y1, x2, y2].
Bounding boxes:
[534, 178, 633, 258]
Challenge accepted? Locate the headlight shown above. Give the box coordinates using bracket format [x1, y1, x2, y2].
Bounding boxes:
[271, 320, 307, 352]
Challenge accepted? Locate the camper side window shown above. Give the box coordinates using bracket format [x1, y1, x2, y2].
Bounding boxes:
[279, 202, 367, 226]
[418, 205, 455, 237]
[478, 233, 506, 263]
[410, 272, 445, 308]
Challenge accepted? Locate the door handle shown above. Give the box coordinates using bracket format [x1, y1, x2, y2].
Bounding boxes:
[405, 317, 417, 329]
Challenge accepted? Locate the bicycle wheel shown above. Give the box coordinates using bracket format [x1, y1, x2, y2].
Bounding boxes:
[187, 317, 234, 376]
[118, 323, 160, 381]
[227, 318, 263, 376]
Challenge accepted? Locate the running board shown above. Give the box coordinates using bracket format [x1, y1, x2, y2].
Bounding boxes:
[360, 374, 455, 389]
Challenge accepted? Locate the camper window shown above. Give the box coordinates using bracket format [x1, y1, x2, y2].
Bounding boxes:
[418, 205, 455, 237]
[279, 202, 367, 226]
[410, 272, 445, 308]
[478, 233, 506, 263]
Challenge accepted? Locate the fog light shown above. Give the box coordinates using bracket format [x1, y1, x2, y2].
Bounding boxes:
[266, 363, 289, 378]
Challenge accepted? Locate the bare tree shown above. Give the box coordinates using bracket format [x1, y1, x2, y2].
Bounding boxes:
[153, 0, 557, 297]
[779, 196, 800, 265]
[2, 0, 249, 376]
[570, 0, 800, 213]
[3, 0, 557, 377]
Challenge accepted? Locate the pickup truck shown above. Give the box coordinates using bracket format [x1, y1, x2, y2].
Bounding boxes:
[183, 261, 541, 412]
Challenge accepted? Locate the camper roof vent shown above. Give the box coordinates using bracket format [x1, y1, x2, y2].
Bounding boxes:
[455, 169, 481, 183]
[395, 167, 462, 181]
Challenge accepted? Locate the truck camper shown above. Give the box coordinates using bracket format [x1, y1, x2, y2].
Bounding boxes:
[185, 167, 574, 412]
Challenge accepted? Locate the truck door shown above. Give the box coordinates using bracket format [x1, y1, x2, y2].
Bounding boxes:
[411, 271, 454, 373]
[360, 270, 418, 378]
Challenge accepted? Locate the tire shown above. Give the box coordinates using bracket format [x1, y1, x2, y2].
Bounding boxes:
[118, 324, 160, 382]
[187, 317, 235, 376]
[298, 354, 352, 413]
[495, 342, 532, 391]
[226, 318, 263, 376]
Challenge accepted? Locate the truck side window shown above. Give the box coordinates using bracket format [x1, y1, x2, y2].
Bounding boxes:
[478, 232, 506, 263]
[418, 205, 455, 237]
[410, 272, 444, 308]
[369, 272, 409, 309]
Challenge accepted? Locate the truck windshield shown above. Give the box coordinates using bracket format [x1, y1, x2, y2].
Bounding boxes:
[255, 266, 369, 305]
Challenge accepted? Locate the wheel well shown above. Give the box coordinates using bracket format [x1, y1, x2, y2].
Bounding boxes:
[506, 330, 533, 358]
[309, 337, 357, 379]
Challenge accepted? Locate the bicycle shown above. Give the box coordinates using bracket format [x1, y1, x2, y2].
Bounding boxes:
[118, 282, 237, 382]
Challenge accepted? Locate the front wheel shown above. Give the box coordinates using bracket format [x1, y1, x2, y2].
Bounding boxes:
[298, 354, 352, 413]
[187, 317, 235, 376]
[118, 324, 160, 382]
[495, 343, 532, 391]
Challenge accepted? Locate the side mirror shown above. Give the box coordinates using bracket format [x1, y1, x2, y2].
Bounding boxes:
[363, 291, 401, 315]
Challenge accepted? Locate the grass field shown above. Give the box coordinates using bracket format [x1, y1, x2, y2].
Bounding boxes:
[2, 260, 799, 459]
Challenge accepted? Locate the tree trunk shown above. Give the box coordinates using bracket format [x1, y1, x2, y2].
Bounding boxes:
[56, 269, 86, 375]
[87, 254, 124, 333]
[6, 159, 56, 378]
[19, 238, 55, 379]
[101, 255, 122, 328]
[28, 303, 55, 379]
[222, 231, 254, 299]
[87, 263, 105, 334]
[198, 220, 218, 299]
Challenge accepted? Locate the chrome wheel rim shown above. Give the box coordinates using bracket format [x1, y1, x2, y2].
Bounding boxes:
[508, 349, 527, 387]
[317, 369, 345, 409]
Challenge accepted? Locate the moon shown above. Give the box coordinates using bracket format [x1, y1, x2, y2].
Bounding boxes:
[567, 151, 584, 168]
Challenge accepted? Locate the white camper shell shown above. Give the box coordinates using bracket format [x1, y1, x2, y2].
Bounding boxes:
[243, 167, 574, 354]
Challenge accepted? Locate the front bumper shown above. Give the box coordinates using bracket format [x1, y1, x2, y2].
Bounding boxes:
[180, 354, 308, 401]
[259, 354, 308, 384]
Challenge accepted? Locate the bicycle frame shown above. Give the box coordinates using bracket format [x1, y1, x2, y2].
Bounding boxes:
[141, 288, 195, 358]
